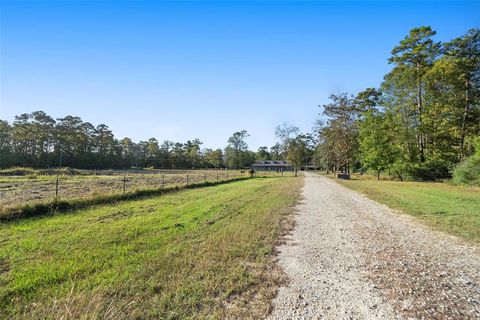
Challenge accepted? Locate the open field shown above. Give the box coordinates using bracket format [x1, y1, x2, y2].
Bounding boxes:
[0, 176, 302, 319]
[0, 169, 261, 212]
[322, 172, 480, 242]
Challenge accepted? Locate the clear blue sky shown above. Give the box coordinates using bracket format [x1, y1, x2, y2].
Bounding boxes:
[1, 1, 479, 150]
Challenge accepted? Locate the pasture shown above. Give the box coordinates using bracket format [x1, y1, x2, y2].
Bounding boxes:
[0, 169, 250, 212]
[0, 176, 302, 319]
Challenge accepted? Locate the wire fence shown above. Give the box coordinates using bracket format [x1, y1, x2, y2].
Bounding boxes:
[0, 169, 296, 211]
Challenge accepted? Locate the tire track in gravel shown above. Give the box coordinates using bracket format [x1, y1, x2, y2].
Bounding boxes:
[268, 172, 480, 319]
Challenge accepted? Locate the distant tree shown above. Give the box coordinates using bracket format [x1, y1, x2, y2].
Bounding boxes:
[145, 138, 160, 167]
[159, 140, 175, 168]
[286, 133, 315, 169]
[120, 137, 135, 168]
[172, 142, 186, 168]
[203, 148, 224, 168]
[185, 139, 202, 168]
[256, 146, 270, 160]
[270, 143, 282, 160]
[0, 120, 12, 168]
[275, 123, 299, 156]
[226, 130, 249, 169]
[320, 93, 358, 174]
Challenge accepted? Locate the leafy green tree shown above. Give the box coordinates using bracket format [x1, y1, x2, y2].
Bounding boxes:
[203, 148, 224, 168]
[270, 143, 282, 160]
[286, 133, 315, 169]
[358, 111, 399, 179]
[185, 139, 203, 168]
[145, 138, 160, 167]
[443, 28, 480, 158]
[256, 146, 270, 160]
[226, 130, 249, 169]
[320, 93, 359, 174]
[388, 26, 441, 163]
[120, 137, 135, 167]
[0, 120, 12, 168]
[275, 123, 299, 157]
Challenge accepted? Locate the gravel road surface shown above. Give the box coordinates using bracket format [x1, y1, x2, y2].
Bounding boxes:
[268, 172, 480, 319]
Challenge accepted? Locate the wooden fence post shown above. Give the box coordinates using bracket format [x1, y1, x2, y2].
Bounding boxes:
[186, 174, 189, 186]
[55, 177, 59, 201]
[123, 176, 127, 194]
[162, 174, 165, 188]
[216, 171, 219, 182]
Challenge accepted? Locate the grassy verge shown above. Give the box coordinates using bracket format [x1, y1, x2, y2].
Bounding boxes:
[324, 173, 480, 242]
[0, 177, 303, 319]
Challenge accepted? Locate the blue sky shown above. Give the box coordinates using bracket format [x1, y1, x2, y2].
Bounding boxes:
[1, 1, 479, 150]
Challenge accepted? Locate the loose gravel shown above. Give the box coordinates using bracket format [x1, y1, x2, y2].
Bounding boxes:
[268, 173, 480, 319]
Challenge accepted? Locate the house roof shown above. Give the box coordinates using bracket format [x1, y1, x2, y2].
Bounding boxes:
[252, 160, 292, 167]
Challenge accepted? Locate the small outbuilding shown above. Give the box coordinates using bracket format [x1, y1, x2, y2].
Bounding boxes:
[251, 160, 294, 172]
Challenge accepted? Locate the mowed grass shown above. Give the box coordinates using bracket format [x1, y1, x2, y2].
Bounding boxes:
[0, 177, 302, 319]
[329, 174, 480, 242]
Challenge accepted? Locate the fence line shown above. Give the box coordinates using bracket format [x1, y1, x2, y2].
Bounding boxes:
[1, 169, 296, 211]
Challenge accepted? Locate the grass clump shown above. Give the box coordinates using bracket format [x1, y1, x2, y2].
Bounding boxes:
[0, 177, 302, 319]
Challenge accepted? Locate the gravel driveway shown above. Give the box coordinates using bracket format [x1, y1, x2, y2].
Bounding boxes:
[268, 172, 480, 319]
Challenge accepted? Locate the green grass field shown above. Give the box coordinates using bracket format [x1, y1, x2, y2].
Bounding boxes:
[0, 177, 302, 319]
[327, 174, 480, 242]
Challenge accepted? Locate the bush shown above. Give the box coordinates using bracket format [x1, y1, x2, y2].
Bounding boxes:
[452, 137, 480, 186]
[452, 157, 480, 186]
[0, 167, 35, 176]
[410, 159, 452, 181]
[389, 159, 452, 181]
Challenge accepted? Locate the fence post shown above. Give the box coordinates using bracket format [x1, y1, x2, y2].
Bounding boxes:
[162, 174, 165, 188]
[226, 172, 228, 181]
[216, 171, 219, 182]
[186, 174, 189, 186]
[55, 177, 59, 201]
[204, 173, 207, 183]
[123, 176, 126, 194]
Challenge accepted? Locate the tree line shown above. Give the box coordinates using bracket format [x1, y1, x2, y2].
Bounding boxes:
[0, 111, 303, 170]
[0, 111, 242, 169]
[316, 27, 480, 181]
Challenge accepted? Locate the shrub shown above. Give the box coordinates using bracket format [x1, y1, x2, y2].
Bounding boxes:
[452, 157, 480, 186]
[410, 159, 452, 181]
[452, 137, 480, 186]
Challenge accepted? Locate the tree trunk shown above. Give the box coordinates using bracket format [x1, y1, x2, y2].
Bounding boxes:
[460, 76, 471, 159]
[418, 77, 426, 163]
